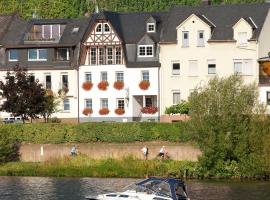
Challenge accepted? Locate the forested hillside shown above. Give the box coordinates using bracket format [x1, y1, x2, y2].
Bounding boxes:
[0, 0, 265, 19]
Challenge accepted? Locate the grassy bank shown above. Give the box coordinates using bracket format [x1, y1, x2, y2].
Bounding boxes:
[0, 156, 198, 178]
[0, 122, 191, 144]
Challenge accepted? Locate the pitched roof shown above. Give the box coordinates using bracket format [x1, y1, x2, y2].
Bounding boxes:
[0, 14, 16, 45]
[161, 3, 270, 43]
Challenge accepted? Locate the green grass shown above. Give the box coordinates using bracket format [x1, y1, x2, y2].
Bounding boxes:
[0, 155, 198, 178]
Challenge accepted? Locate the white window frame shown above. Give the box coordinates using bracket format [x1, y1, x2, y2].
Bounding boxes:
[172, 62, 180, 75]
[141, 70, 150, 81]
[96, 23, 102, 33]
[238, 32, 248, 46]
[101, 71, 107, 81]
[63, 98, 70, 111]
[85, 98, 92, 109]
[233, 59, 253, 76]
[8, 49, 18, 61]
[85, 72, 92, 82]
[197, 30, 205, 47]
[28, 49, 48, 61]
[182, 31, 189, 47]
[172, 90, 181, 105]
[207, 59, 216, 75]
[147, 23, 156, 33]
[138, 45, 154, 57]
[116, 71, 124, 81]
[41, 24, 62, 40]
[61, 73, 69, 89]
[116, 98, 125, 109]
[104, 23, 110, 33]
[100, 98, 108, 109]
[44, 73, 52, 89]
[56, 48, 70, 61]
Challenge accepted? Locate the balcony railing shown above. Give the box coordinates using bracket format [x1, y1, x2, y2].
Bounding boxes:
[259, 76, 270, 85]
[24, 33, 61, 43]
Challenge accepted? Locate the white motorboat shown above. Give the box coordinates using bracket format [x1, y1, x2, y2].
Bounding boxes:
[85, 177, 190, 200]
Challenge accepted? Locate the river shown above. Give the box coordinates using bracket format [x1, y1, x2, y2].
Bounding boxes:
[0, 177, 269, 200]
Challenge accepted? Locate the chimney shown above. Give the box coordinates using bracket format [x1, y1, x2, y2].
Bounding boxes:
[201, 0, 211, 6]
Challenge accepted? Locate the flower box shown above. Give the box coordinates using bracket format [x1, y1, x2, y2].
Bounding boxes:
[82, 81, 93, 91]
[82, 107, 93, 116]
[113, 81, 124, 90]
[99, 108, 109, 115]
[139, 80, 150, 90]
[141, 106, 158, 114]
[98, 81, 109, 90]
[115, 108, 125, 115]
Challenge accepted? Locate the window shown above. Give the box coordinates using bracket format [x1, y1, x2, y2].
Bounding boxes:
[101, 98, 108, 109]
[85, 99, 92, 109]
[182, 31, 189, 47]
[104, 23, 110, 32]
[56, 48, 70, 61]
[238, 32, 248, 45]
[90, 48, 97, 65]
[8, 49, 18, 61]
[96, 23, 102, 33]
[198, 30, 204, 47]
[85, 72, 92, 82]
[45, 74, 51, 89]
[188, 60, 198, 76]
[172, 63, 180, 75]
[101, 71, 107, 81]
[107, 47, 113, 64]
[29, 74, 35, 83]
[28, 49, 48, 61]
[28, 24, 65, 41]
[147, 23, 155, 32]
[115, 47, 122, 64]
[267, 92, 270, 105]
[172, 91, 180, 104]
[116, 71, 124, 81]
[61, 74, 68, 88]
[142, 71, 149, 81]
[138, 45, 153, 57]
[145, 97, 153, 107]
[233, 59, 253, 75]
[99, 47, 105, 65]
[63, 99, 70, 111]
[208, 60, 216, 74]
[117, 98, 125, 109]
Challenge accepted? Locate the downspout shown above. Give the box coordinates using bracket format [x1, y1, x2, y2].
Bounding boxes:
[158, 66, 161, 122]
[76, 43, 81, 124]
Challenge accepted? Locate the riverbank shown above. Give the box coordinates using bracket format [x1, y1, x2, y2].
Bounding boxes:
[0, 155, 198, 178]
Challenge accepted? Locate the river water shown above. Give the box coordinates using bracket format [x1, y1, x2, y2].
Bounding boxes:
[0, 177, 269, 200]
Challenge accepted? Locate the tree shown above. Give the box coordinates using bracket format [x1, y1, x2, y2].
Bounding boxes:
[41, 92, 60, 123]
[0, 66, 47, 123]
[188, 75, 266, 177]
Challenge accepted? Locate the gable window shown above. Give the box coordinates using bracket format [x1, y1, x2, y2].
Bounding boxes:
[63, 99, 70, 111]
[28, 49, 48, 61]
[101, 71, 107, 81]
[172, 63, 180, 75]
[56, 48, 70, 61]
[44, 73, 51, 89]
[115, 47, 122, 64]
[96, 23, 102, 33]
[85, 99, 92, 109]
[208, 60, 216, 74]
[85, 72, 92, 82]
[104, 23, 110, 33]
[147, 23, 156, 33]
[8, 49, 18, 61]
[90, 47, 97, 65]
[182, 31, 189, 47]
[99, 47, 105, 65]
[188, 60, 198, 76]
[197, 30, 204, 47]
[107, 47, 113, 64]
[266, 92, 270, 105]
[142, 70, 149, 81]
[233, 59, 252, 75]
[238, 32, 248, 46]
[172, 90, 181, 104]
[116, 71, 124, 81]
[138, 45, 153, 57]
[101, 98, 108, 109]
[117, 98, 125, 109]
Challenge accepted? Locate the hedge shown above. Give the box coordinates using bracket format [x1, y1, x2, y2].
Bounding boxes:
[0, 122, 192, 144]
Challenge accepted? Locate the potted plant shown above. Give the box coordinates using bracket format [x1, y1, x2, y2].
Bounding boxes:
[113, 80, 124, 90]
[139, 80, 150, 90]
[99, 108, 109, 115]
[115, 108, 125, 115]
[98, 81, 109, 90]
[82, 81, 93, 91]
[141, 106, 158, 114]
[82, 107, 93, 116]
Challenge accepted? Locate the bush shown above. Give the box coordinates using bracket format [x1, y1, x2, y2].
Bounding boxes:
[0, 131, 20, 164]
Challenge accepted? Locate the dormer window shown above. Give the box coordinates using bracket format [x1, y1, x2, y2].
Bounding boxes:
[138, 45, 154, 57]
[104, 23, 110, 33]
[96, 24, 102, 33]
[147, 23, 156, 33]
[238, 32, 248, 46]
[26, 24, 65, 41]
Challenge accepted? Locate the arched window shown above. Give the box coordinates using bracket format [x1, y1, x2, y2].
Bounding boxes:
[96, 23, 102, 33]
[104, 23, 110, 33]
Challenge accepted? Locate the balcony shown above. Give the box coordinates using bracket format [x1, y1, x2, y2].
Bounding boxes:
[24, 33, 61, 43]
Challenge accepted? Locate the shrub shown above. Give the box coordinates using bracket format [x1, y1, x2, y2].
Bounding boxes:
[46, 89, 54, 96]
[99, 108, 109, 115]
[113, 81, 124, 90]
[141, 106, 158, 114]
[165, 101, 190, 115]
[0, 131, 20, 164]
[82, 81, 93, 91]
[82, 108, 93, 116]
[48, 117, 61, 123]
[115, 108, 125, 115]
[98, 81, 109, 90]
[139, 80, 150, 90]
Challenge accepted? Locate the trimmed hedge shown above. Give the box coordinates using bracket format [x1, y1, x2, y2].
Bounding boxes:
[0, 122, 191, 144]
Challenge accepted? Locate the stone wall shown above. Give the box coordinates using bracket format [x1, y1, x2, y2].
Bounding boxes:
[19, 142, 201, 162]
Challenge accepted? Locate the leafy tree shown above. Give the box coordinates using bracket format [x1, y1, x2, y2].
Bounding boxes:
[0, 66, 47, 123]
[165, 101, 190, 115]
[188, 75, 267, 177]
[41, 92, 60, 123]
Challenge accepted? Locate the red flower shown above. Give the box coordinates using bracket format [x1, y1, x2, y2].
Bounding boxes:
[98, 81, 109, 90]
[99, 108, 109, 115]
[82, 81, 93, 91]
[141, 106, 158, 114]
[113, 81, 124, 90]
[139, 80, 150, 90]
[82, 108, 93, 116]
[115, 108, 125, 115]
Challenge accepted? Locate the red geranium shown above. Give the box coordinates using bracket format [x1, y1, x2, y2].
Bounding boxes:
[98, 81, 109, 90]
[141, 106, 158, 114]
[113, 81, 124, 90]
[139, 80, 150, 90]
[115, 108, 125, 115]
[82, 81, 93, 91]
[99, 108, 109, 115]
[82, 108, 93, 116]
